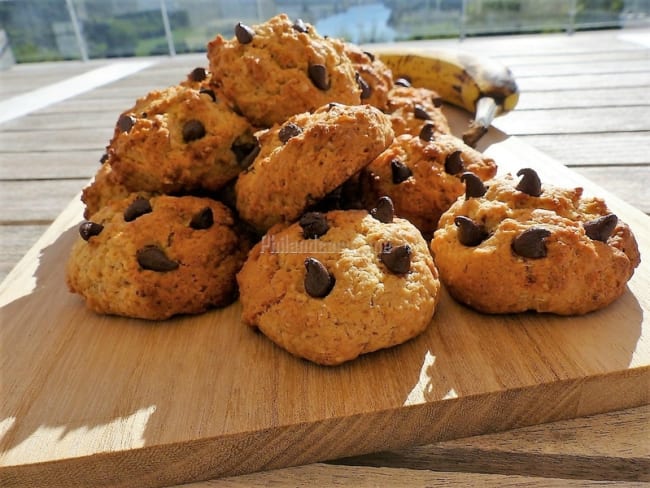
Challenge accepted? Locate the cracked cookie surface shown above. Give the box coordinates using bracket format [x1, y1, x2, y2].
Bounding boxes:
[430, 171, 641, 315]
[237, 209, 440, 365]
[235, 103, 394, 233]
[362, 132, 497, 238]
[67, 194, 249, 320]
[208, 14, 361, 127]
[103, 84, 256, 195]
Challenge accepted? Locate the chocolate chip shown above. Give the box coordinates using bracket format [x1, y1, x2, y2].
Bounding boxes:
[299, 212, 329, 239]
[232, 140, 259, 168]
[454, 216, 487, 246]
[199, 88, 217, 102]
[117, 114, 135, 133]
[188, 67, 207, 82]
[380, 242, 412, 274]
[584, 213, 618, 242]
[394, 77, 411, 87]
[99, 153, 108, 165]
[391, 159, 412, 184]
[235, 22, 255, 44]
[190, 207, 214, 230]
[444, 150, 464, 174]
[79, 221, 104, 241]
[304, 257, 335, 298]
[414, 104, 431, 120]
[308, 64, 330, 90]
[432, 96, 443, 108]
[461, 172, 487, 199]
[136, 245, 179, 272]
[370, 196, 394, 223]
[363, 51, 375, 62]
[292, 18, 309, 33]
[279, 122, 303, 143]
[356, 72, 372, 99]
[124, 196, 152, 222]
[516, 168, 542, 197]
[182, 119, 206, 142]
[512, 227, 551, 259]
[419, 122, 435, 141]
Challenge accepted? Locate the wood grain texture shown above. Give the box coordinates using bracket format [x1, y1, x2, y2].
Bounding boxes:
[334, 406, 650, 482]
[0, 181, 85, 222]
[495, 106, 650, 135]
[175, 465, 649, 487]
[515, 86, 649, 110]
[0, 225, 49, 281]
[517, 132, 650, 166]
[0, 151, 101, 180]
[0, 123, 648, 488]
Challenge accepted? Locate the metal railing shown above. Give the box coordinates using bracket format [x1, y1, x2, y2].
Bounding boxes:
[1, 0, 648, 64]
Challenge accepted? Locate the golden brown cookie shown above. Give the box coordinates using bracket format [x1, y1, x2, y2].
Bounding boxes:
[385, 85, 451, 137]
[343, 42, 394, 111]
[106, 84, 257, 194]
[235, 103, 394, 233]
[237, 206, 441, 365]
[207, 14, 362, 127]
[67, 194, 249, 320]
[362, 132, 497, 238]
[430, 169, 641, 315]
[81, 155, 141, 219]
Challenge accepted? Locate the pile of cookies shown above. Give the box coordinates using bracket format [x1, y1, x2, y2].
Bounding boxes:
[66, 14, 640, 365]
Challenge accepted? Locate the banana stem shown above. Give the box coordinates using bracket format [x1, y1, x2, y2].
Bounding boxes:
[462, 97, 498, 148]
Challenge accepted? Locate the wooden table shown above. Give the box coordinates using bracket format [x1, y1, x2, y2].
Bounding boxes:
[1, 28, 649, 486]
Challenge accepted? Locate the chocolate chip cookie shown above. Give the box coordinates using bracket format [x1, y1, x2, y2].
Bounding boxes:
[362, 132, 497, 238]
[343, 42, 394, 111]
[81, 154, 144, 219]
[430, 169, 641, 315]
[237, 205, 441, 365]
[105, 84, 257, 195]
[385, 85, 451, 137]
[235, 103, 394, 233]
[67, 194, 249, 320]
[207, 14, 361, 127]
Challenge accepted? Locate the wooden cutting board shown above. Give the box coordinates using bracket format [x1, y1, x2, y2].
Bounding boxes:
[1, 110, 648, 488]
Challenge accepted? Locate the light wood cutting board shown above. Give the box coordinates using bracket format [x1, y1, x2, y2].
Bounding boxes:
[1, 109, 648, 488]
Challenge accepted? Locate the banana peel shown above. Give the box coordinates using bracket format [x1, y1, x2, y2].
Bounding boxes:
[375, 48, 519, 147]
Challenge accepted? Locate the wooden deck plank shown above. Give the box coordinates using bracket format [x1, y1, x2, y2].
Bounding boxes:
[517, 132, 650, 166]
[511, 59, 650, 78]
[332, 406, 650, 482]
[498, 48, 650, 67]
[515, 71, 650, 91]
[0, 225, 50, 284]
[495, 106, 650, 135]
[0, 112, 121, 132]
[31, 97, 145, 115]
[515, 87, 649, 110]
[0, 151, 100, 180]
[0, 180, 84, 223]
[0, 128, 112, 152]
[182, 467, 647, 487]
[0, 60, 112, 98]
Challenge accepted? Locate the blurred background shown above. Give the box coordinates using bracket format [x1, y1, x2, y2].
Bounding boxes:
[1, 0, 649, 64]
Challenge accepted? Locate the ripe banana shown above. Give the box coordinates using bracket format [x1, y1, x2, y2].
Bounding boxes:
[375, 48, 519, 146]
